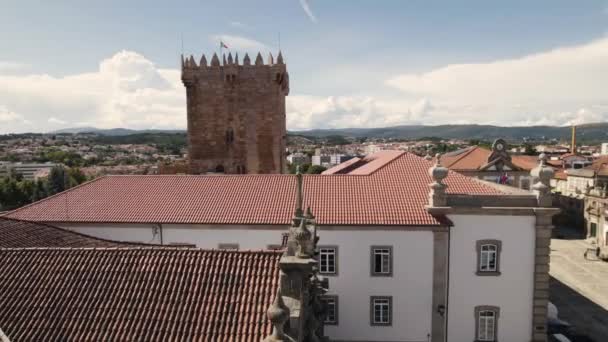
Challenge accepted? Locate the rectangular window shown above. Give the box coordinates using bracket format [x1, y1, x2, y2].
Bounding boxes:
[322, 296, 338, 325]
[590, 223, 597, 237]
[479, 244, 497, 271]
[477, 310, 497, 341]
[371, 246, 392, 276]
[476, 240, 502, 276]
[319, 246, 338, 275]
[370, 296, 392, 326]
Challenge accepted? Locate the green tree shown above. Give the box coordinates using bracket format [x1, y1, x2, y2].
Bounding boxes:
[68, 168, 87, 185]
[47, 165, 68, 195]
[307, 165, 327, 174]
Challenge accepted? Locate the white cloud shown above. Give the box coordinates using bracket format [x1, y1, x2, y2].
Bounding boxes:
[0, 50, 185, 134]
[299, 0, 318, 23]
[0, 61, 28, 74]
[0, 106, 30, 125]
[48, 117, 67, 125]
[209, 34, 272, 53]
[386, 37, 608, 126]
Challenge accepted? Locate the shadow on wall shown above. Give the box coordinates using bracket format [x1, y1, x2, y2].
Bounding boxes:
[549, 276, 607, 342]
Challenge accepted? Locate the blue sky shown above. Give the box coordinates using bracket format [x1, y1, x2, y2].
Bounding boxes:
[1, 0, 608, 132]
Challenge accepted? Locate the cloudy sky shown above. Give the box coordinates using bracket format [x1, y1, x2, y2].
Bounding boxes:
[1, 0, 608, 133]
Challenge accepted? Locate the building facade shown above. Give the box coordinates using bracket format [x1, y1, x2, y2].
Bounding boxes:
[4, 151, 559, 342]
[181, 51, 289, 174]
[438, 139, 537, 190]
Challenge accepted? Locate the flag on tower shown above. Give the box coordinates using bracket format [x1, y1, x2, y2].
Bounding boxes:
[220, 41, 229, 49]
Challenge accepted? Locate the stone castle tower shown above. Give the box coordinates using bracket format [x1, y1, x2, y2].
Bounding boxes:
[181, 51, 289, 174]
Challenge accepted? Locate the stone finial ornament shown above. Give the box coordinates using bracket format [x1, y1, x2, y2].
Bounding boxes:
[293, 168, 304, 225]
[210, 53, 220, 67]
[294, 218, 312, 258]
[277, 51, 284, 64]
[428, 153, 448, 207]
[200, 54, 207, 67]
[268, 52, 274, 65]
[234, 52, 239, 65]
[227, 52, 233, 64]
[429, 153, 449, 183]
[263, 289, 293, 342]
[531, 153, 554, 207]
[188, 55, 196, 68]
[222, 54, 227, 65]
[243, 53, 251, 65]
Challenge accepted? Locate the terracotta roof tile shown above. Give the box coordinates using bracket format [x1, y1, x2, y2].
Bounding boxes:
[0, 247, 281, 341]
[441, 146, 535, 171]
[5, 152, 503, 226]
[0, 217, 148, 248]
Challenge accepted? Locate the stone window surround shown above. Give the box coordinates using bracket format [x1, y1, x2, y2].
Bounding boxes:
[474, 305, 500, 342]
[217, 243, 239, 250]
[370, 245, 393, 277]
[370, 296, 393, 326]
[475, 239, 502, 276]
[318, 245, 339, 276]
[322, 295, 339, 325]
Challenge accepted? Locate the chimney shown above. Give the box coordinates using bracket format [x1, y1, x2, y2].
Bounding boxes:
[571, 125, 577, 154]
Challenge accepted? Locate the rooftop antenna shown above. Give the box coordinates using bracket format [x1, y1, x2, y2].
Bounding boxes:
[181, 33, 184, 56]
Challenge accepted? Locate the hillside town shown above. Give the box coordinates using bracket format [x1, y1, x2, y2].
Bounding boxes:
[2, 2, 608, 342]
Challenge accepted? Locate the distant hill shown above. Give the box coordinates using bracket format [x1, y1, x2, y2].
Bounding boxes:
[48, 122, 608, 142]
[51, 127, 184, 136]
[291, 122, 608, 142]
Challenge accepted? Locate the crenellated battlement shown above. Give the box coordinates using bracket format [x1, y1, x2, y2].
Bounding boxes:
[182, 51, 286, 72]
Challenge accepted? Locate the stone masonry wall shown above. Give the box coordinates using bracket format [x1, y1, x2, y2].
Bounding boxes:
[182, 52, 288, 174]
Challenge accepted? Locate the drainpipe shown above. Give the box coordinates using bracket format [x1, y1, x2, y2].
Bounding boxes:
[158, 223, 164, 245]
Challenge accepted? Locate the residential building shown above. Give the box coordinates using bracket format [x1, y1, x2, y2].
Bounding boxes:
[0, 214, 328, 341]
[312, 154, 331, 166]
[426, 139, 537, 189]
[4, 151, 559, 342]
[601, 143, 608, 155]
[287, 152, 311, 165]
[0, 162, 58, 180]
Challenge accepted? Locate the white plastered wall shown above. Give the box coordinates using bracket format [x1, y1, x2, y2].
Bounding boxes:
[447, 214, 536, 342]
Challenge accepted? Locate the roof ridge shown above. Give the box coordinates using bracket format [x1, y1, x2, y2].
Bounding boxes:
[0, 217, 167, 247]
[1, 175, 108, 217]
[363, 150, 406, 175]
[443, 146, 478, 168]
[0, 246, 284, 254]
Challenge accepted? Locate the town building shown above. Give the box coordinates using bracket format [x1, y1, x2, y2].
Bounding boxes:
[0, 162, 58, 180]
[0, 214, 328, 341]
[429, 139, 538, 189]
[287, 152, 311, 166]
[182, 51, 289, 174]
[4, 151, 559, 342]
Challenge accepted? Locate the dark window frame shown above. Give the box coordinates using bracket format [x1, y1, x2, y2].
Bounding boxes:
[370, 246, 393, 277]
[322, 295, 339, 325]
[476, 240, 502, 276]
[318, 245, 338, 275]
[370, 296, 393, 326]
[474, 305, 500, 342]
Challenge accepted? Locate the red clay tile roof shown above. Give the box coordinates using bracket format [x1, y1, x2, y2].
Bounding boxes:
[4, 152, 503, 226]
[440, 146, 535, 171]
[322, 150, 404, 175]
[0, 247, 281, 341]
[0, 217, 144, 248]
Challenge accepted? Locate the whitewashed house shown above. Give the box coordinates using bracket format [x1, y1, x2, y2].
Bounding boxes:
[4, 151, 558, 342]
